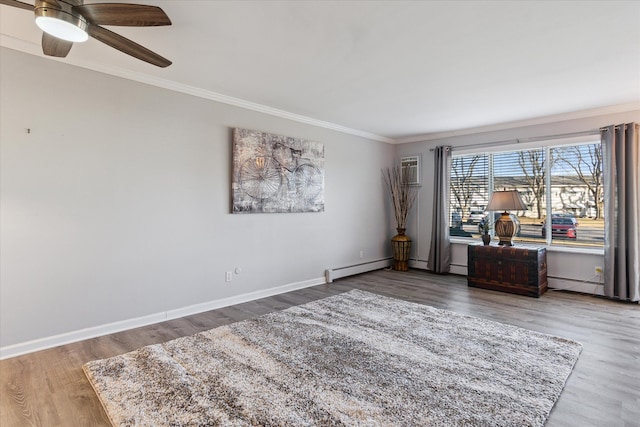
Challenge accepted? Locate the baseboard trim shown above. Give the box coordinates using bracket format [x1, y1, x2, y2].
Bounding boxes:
[165, 277, 325, 320]
[408, 259, 429, 269]
[325, 258, 392, 283]
[448, 265, 466, 276]
[548, 277, 604, 296]
[0, 276, 325, 360]
[407, 259, 467, 276]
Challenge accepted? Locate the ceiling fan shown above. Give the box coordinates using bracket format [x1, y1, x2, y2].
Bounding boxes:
[0, 0, 172, 67]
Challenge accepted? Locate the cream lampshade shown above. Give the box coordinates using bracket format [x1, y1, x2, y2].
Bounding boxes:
[486, 190, 528, 246]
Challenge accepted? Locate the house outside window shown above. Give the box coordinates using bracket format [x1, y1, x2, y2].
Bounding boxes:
[449, 139, 604, 248]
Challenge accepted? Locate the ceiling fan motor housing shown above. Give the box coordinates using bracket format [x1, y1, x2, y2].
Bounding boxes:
[35, 0, 89, 42]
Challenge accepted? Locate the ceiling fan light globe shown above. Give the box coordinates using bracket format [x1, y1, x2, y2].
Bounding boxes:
[35, 11, 89, 43]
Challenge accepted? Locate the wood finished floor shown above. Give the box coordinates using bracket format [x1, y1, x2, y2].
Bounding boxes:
[1, 269, 639, 426]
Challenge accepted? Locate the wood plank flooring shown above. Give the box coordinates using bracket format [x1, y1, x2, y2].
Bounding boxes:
[1, 269, 639, 426]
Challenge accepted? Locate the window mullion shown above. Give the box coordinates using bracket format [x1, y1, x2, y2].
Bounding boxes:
[488, 153, 495, 195]
[545, 146, 552, 245]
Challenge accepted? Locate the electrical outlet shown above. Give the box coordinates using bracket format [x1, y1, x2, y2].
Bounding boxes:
[595, 266, 603, 275]
[359, 250, 364, 259]
[225, 271, 232, 282]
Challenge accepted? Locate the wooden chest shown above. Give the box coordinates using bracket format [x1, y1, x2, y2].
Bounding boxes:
[467, 245, 548, 297]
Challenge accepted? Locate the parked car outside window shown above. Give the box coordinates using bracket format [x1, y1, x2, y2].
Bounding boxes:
[552, 213, 578, 226]
[542, 216, 577, 239]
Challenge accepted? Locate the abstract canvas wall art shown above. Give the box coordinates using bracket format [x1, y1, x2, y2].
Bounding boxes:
[232, 128, 325, 213]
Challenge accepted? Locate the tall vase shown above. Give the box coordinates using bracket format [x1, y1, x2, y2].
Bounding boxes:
[391, 228, 412, 271]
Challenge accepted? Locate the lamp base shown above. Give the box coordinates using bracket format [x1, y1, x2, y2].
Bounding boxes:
[495, 212, 515, 246]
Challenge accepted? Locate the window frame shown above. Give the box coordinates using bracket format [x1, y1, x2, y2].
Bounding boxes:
[448, 137, 604, 251]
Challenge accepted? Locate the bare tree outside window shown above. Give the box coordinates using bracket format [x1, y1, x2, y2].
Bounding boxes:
[553, 144, 604, 219]
[450, 155, 486, 221]
[517, 149, 548, 219]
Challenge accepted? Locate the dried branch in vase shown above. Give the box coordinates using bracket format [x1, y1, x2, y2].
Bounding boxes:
[383, 166, 417, 230]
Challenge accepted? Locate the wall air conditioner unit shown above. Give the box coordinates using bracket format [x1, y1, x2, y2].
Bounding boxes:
[400, 155, 421, 186]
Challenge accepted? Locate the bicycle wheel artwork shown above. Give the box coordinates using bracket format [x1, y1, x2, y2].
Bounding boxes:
[239, 157, 281, 200]
[293, 164, 323, 201]
[232, 128, 324, 213]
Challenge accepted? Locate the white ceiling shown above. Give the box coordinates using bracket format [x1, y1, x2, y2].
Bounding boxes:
[1, 1, 639, 142]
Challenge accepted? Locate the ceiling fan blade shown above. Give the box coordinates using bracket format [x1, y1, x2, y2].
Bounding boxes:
[42, 32, 73, 57]
[0, 0, 34, 11]
[73, 4, 171, 26]
[87, 24, 171, 68]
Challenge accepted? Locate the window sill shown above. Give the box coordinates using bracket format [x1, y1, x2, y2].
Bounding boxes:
[449, 237, 604, 256]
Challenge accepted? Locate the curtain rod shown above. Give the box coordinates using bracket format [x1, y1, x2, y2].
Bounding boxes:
[428, 129, 601, 151]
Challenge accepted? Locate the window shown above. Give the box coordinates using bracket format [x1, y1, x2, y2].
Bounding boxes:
[449, 140, 604, 247]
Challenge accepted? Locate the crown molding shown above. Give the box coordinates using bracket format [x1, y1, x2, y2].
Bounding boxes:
[2, 37, 636, 146]
[143, 77, 395, 143]
[394, 102, 640, 144]
[0, 37, 394, 144]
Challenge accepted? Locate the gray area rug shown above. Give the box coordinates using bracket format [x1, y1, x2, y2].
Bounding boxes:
[84, 290, 582, 426]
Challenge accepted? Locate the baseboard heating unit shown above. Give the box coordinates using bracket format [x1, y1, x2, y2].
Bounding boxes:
[325, 258, 392, 283]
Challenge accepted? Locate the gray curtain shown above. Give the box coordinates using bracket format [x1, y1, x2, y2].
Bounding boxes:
[601, 123, 639, 302]
[428, 146, 451, 273]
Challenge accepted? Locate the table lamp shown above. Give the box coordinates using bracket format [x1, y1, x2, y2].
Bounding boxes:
[486, 190, 528, 246]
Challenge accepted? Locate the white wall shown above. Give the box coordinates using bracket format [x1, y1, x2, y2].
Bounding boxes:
[395, 108, 640, 290]
[0, 48, 395, 353]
